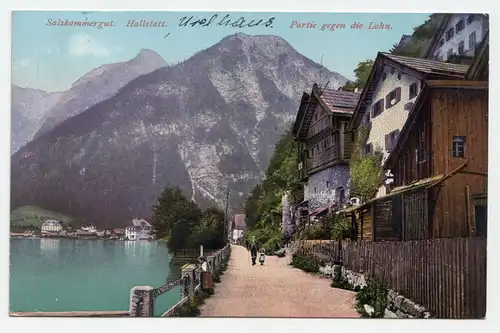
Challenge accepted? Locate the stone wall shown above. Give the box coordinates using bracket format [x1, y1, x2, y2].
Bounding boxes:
[318, 263, 431, 319]
[304, 164, 350, 210]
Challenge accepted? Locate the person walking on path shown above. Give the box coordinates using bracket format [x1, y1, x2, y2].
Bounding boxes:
[249, 236, 259, 266]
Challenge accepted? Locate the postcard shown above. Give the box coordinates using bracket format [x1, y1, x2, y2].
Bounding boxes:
[10, 11, 488, 319]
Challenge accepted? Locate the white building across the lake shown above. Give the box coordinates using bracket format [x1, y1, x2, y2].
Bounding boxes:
[125, 218, 153, 240]
[41, 220, 63, 235]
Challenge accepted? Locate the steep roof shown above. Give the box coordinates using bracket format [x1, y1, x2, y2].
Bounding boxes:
[292, 92, 311, 136]
[233, 214, 246, 229]
[316, 88, 360, 114]
[383, 53, 469, 77]
[347, 52, 469, 132]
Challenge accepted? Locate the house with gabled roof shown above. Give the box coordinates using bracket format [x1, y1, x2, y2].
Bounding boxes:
[425, 14, 489, 62]
[292, 83, 360, 217]
[230, 214, 246, 242]
[346, 53, 470, 198]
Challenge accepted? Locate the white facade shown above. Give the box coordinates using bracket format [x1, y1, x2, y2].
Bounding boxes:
[125, 227, 137, 240]
[232, 229, 244, 242]
[81, 225, 97, 233]
[364, 65, 420, 163]
[427, 14, 488, 61]
[41, 220, 63, 234]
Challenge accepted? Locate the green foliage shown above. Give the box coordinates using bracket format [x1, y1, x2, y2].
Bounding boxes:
[304, 221, 331, 240]
[10, 206, 75, 228]
[244, 226, 283, 253]
[330, 214, 352, 241]
[390, 14, 447, 57]
[356, 279, 389, 318]
[290, 252, 324, 273]
[342, 59, 374, 91]
[152, 187, 225, 253]
[243, 126, 303, 251]
[349, 125, 383, 202]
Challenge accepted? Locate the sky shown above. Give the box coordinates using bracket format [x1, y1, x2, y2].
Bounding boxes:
[11, 11, 431, 92]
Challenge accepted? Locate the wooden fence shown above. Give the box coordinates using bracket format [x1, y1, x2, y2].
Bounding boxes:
[296, 237, 487, 319]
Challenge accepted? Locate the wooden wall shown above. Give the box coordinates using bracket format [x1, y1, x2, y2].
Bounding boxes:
[392, 101, 432, 187]
[430, 88, 488, 238]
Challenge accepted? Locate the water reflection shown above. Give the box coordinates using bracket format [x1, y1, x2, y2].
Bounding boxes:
[40, 238, 60, 252]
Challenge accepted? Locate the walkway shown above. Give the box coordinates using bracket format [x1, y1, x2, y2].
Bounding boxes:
[200, 245, 359, 318]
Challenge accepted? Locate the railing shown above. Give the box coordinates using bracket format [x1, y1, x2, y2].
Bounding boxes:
[10, 244, 231, 318]
[304, 144, 339, 173]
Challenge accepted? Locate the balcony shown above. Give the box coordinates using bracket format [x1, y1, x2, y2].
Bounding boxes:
[304, 145, 339, 173]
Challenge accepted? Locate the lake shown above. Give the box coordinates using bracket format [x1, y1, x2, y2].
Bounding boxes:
[10, 238, 182, 316]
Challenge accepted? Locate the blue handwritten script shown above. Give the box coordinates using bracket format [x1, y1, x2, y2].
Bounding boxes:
[179, 14, 275, 29]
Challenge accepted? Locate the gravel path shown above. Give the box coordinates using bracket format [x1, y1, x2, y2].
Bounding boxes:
[200, 245, 360, 318]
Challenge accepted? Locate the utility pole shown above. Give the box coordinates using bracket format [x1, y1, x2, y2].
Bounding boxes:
[224, 188, 230, 244]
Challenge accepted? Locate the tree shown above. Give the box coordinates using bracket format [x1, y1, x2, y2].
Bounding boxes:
[349, 125, 383, 202]
[188, 207, 226, 250]
[151, 187, 202, 240]
[342, 59, 374, 91]
[390, 14, 447, 57]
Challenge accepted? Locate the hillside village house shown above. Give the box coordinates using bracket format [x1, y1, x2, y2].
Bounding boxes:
[425, 14, 489, 62]
[346, 53, 470, 198]
[230, 214, 246, 243]
[341, 37, 488, 242]
[292, 84, 360, 220]
[41, 220, 63, 236]
[125, 218, 153, 240]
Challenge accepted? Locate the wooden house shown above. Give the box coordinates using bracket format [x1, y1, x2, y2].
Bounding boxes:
[346, 52, 471, 198]
[343, 78, 488, 241]
[292, 83, 360, 215]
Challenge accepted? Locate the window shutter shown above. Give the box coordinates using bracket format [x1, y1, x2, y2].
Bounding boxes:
[385, 94, 391, 109]
[395, 87, 402, 104]
[379, 99, 385, 112]
[385, 134, 390, 151]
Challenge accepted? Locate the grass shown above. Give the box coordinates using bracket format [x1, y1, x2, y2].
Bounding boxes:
[10, 206, 75, 228]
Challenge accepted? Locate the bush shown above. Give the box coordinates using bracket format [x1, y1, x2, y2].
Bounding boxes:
[355, 278, 389, 318]
[290, 252, 323, 273]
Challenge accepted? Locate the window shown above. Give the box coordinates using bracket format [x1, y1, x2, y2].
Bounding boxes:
[447, 48, 453, 59]
[439, 38, 445, 46]
[372, 99, 384, 117]
[323, 139, 327, 150]
[452, 136, 466, 157]
[385, 87, 401, 109]
[364, 143, 373, 155]
[445, 27, 454, 41]
[337, 187, 345, 205]
[397, 72, 402, 80]
[458, 41, 465, 54]
[416, 149, 426, 163]
[467, 14, 475, 25]
[390, 68, 395, 75]
[381, 72, 387, 81]
[385, 129, 400, 153]
[326, 181, 330, 188]
[313, 187, 317, 193]
[455, 20, 465, 33]
[469, 31, 477, 49]
[409, 82, 418, 99]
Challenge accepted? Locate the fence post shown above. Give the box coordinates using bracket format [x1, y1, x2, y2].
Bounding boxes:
[181, 264, 197, 297]
[129, 286, 154, 317]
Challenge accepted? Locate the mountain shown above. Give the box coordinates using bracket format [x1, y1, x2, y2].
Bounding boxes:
[11, 86, 62, 153]
[10, 49, 167, 153]
[33, 49, 168, 139]
[11, 33, 347, 228]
